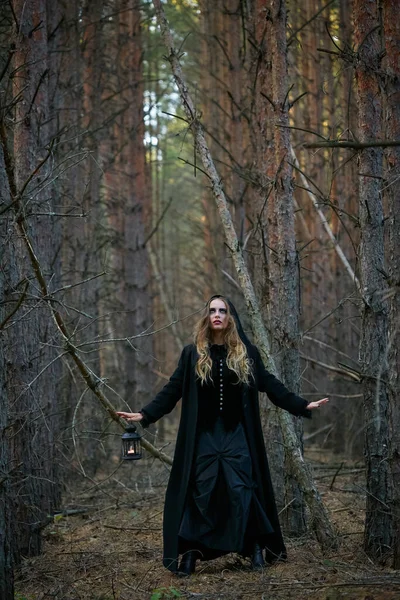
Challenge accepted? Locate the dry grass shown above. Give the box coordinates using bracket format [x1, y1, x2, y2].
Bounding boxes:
[15, 449, 400, 600]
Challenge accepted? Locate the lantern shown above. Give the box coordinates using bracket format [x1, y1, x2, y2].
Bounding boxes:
[121, 425, 142, 461]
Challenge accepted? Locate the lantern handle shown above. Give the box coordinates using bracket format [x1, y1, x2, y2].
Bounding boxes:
[125, 425, 138, 433]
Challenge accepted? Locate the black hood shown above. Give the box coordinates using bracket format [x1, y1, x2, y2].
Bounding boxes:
[208, 295, 252, 349]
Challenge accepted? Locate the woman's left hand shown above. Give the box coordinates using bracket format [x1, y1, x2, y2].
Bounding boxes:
[307, 397, 329, 410]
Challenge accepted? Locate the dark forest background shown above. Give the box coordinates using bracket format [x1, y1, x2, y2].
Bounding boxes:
[0, 0, 399, 598]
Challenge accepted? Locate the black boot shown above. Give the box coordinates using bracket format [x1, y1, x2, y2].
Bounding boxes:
[251, 543, 265, 570]
[177, 551, 199, 577]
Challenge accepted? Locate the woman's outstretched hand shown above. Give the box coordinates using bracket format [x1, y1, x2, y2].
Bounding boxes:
[307, 398, 329, 410]
[116, 411, 143, 422]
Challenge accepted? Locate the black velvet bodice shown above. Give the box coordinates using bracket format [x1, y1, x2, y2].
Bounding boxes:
[196, 344, 243, 430]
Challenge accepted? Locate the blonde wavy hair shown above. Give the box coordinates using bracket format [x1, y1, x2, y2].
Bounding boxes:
[194, 295, 251, 385]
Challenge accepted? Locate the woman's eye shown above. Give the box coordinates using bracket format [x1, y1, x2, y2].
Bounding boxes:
[220, 309, 227, 314]
[209, 308, 215, 313]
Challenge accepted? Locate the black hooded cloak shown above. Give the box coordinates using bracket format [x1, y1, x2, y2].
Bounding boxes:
[140, 299, 311, 572]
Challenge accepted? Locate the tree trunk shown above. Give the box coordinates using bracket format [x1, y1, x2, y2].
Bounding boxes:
[354, 0, 392, 562]
[0, 382, 14, 600]
[0, 2, 16, 594]
[252, 0, 306, 536]
[77, 0, 105, 472]
[121, 0, 154, 408]
[100, 0, 126, 402]
[382, 0, 400, 569]
[0, 129, 15, 600]
[54, 0, 91, 464]
[198, 0, 228, 295]
[3, 0, 61, 559]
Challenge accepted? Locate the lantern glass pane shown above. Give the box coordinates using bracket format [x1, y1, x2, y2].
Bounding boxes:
[122, 431, 142, 460]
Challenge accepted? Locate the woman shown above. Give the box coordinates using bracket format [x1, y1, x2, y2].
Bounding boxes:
[117, 295, 328, 576]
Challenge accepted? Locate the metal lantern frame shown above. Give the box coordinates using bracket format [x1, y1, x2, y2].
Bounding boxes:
[121, 425, 142, 461]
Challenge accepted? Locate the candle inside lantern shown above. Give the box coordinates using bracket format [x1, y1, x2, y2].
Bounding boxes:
[122, 425, 142, 460]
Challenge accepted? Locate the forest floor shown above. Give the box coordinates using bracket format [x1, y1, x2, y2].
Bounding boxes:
[15, 447, 400, 600]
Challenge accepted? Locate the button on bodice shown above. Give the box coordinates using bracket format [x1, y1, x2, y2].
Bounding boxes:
[196, 344, 243, 430]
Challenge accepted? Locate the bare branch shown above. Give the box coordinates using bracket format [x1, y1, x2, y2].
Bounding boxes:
[51, 272, 107, 296]
[300, 353, 362, 382]
[287, 0, 336, 46]
[304, 140, 400, 149]
[291, 149, 362, 295]
[0, 281, 29, 330]
[143, 197, 173, 247]
[303, 297, 354, 335]
[279, 124, 328, 140]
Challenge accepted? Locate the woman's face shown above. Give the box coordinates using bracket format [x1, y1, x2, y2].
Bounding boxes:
[209, 298, 228, 332]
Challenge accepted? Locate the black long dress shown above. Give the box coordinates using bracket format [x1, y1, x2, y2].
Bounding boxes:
[178, 344, 274, 561]
[140, 338, 311, 572]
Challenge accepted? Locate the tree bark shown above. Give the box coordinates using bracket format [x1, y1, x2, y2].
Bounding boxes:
[0, 1, 15, 594]
[2, 0, 61, 560]
[0, 379, 14, 600]
[54, 0, 94, 465]
[198, 0, 229, 296]
[120, 0, 154, 408]
[76, 0, 106, 472]
[0, 121, 15, 600]
[354, 0, 392, 561]
[252, 0, 306, 536]
[382, 0, 400, 568]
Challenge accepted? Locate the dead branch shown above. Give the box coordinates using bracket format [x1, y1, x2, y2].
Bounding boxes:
[303, 335, 359, 366]
[279, 124, 327, 141]
[330, 462, 344, 489]
[221, 269, 242, 291]
[287, 0, 336, 46]
[303, 297, 354, 335]
[291, 149, 362, 295]
[51, 272, 107, 295]
[300, 354, 362, 382]
[0, 280, 29, 330]
[304, 424, 334, 441]
[304, 140, 400, 149]
[104, 525, 161, 531]
[142, 196, 173, 247]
